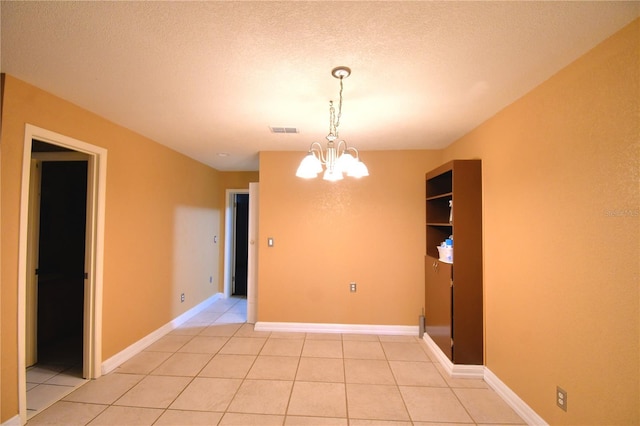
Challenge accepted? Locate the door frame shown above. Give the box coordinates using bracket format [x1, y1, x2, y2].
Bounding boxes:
[26, 151, 91, 367]
[247, 183, 259, 324]
[17, 124, 107, 423]
[223, 188, 257, 322]
[224, 189, 249, 298]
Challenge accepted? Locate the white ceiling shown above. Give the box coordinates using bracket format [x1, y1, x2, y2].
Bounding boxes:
[1, 1, 638, 171]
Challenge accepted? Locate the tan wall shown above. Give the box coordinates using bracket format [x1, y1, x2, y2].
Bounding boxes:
[443, 19, 639, 424]
[216, 171, 260, 291]
[0, 75, 222, 421]
[1, 18, 638, 425]
[257, 150, 441, 325]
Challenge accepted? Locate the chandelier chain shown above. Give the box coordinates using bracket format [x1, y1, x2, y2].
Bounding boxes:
[335, 76, 344, 131]
[329, 101, 336, 139]
[327, 76, 345, 140]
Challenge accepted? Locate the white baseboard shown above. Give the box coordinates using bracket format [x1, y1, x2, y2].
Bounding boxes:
[255, 321, 418, 336]
[421, 333, 547, 425]
[421, 333, 484, 378]
[101, 293, 223, 374]
[484, 368, 548, 426]
[1, 415, 20, 426]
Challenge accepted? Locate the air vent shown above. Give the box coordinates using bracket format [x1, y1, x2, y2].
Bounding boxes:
[270, 127, 299, 134]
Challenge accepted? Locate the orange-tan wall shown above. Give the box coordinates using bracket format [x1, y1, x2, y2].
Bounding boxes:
[0, 75, 229, 422]
[257, 150, 441, 325]
[442, 19, 639, 424]
[1, 18, 638, 425]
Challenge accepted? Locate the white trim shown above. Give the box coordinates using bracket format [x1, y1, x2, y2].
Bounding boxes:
[101, 293, 223, 374]
[31, 151, 89, 161]
[223, 189, 233, 297]
[255, 321, 419, 336]
[0, 415, 21, 426]
[17, 125, 108, 424]
[246, 183, 259, 324]
[421, 334, 547, 425]
[421, 333, 484, 378]
[223, 187, 257, 324]
[484, 368, 549, 426]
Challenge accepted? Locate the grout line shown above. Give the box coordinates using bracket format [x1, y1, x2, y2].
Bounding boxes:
[30, 296, 524, 425]
[341, 337, 351, 424]
[202, 298, 250, 422]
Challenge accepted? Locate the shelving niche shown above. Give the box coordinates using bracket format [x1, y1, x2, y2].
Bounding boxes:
[425, 159, 483, 365]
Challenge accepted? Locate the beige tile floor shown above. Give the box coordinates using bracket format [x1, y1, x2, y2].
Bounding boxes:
[26, 363, 88, 417]
[26, 335, 88, 419]
[28, 297, 526, 425]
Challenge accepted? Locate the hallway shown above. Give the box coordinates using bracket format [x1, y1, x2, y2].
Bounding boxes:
[28, 297, 524, 425]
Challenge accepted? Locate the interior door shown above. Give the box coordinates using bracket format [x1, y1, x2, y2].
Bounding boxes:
[26, 159, 42, 367]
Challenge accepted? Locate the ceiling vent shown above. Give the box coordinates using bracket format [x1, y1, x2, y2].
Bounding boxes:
[270, 127, 299, 134]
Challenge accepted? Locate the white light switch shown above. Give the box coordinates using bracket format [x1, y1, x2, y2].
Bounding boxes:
[267, 237, 274, 247]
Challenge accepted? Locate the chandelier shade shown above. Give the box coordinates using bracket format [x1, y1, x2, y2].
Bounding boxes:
[296, 66, 368, 180]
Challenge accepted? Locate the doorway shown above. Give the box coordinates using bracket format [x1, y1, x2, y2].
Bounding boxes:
[25, 145, 88, 417]
[18, 125, 107, 424]
[232, 193, 249, 296]
[30, 143, 87, 364]
[223, 187, 258, 322]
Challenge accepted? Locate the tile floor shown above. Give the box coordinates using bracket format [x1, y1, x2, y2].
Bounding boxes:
[27, 362, 88, 418]
[28, 297, 526, 425]
[27, 335, 88, 419]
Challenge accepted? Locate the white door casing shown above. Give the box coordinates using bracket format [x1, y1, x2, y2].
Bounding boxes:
[223, 187, 257, 323]
[17, 124, 107, 424]
[247, 183, 259, 323]
[25, 159, 42, 367]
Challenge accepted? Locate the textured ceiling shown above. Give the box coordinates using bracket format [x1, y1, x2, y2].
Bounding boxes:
[1, 1, 638, 171]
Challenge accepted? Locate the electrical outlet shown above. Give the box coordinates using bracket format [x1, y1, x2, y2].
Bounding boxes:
[180, 293, 185, 303]
[556, 386, 567, 411]
[350, 282, 357, 292]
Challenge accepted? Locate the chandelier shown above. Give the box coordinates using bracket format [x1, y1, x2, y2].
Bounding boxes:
[296, 66, 369, 181]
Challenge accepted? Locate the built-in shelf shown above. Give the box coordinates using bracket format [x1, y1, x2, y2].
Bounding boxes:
[425, 159, 483, 365]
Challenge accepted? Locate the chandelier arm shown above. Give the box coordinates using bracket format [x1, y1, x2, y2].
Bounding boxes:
[336, 140, 348, 155]
[309, 141, 327, 164]
[346, 146, 360, 159]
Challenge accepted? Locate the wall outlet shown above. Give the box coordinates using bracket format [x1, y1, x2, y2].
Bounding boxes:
[180, 293, 185, 303]
[556, 386, 567, 411]
[350, 282, 357, 292]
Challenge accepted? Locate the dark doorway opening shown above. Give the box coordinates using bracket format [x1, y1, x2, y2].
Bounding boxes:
[233, 193, 249, 296]
[35, 151, 87, 366]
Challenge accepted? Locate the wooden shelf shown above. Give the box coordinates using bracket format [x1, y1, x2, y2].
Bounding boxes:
[426, 192, 453, 201]
[425, 160, 483, 365]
